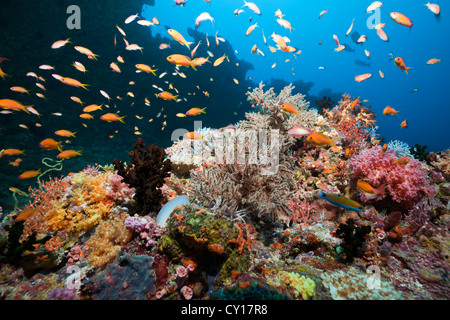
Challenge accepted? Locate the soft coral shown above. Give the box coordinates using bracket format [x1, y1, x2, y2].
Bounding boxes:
[349, 146, 437, 208]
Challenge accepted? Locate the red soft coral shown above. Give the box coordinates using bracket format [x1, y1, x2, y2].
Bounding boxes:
[349, 146, 437, 208]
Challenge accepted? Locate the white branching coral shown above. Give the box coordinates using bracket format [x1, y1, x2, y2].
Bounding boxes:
[180, 83, 316, 223]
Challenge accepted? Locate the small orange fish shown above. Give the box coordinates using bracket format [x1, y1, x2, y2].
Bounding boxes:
[213, 54, 228, 67]
[383, 106, 400, 116]
[306, 133, 339, 148]
[15, 207, 40, 221]
[0, 149, 25, 157]
[355, 73, 372, 82]
[395, 57, 412, 75]
[51, 38, 71, 49]
[157, 91, 179, 101]
[350, 97, 360, 109]
[55, 130, 76, 137]
[0, 99, 31, 113]
[110, 62, 121, 73]
[59, 77, 89, 90]
[382, 143, 388, 152]
[379, 70, 385, 79]
[100, 113, 126, 123]
[39, 138, 63, 152]
[390, 12, 413, 28]
[135, 64, 158, 75]
[10, 86, 30, 95]
[83, 104, 103, 113]
[280, 103, 300, 117]
[427, 58, 441, 65]
[79, 113, 94, 119]
[19, 169, 42, 179]
[9, 158, 22, 167]
[74, 46, 99, 60]
[357, 179, 385, 201]
[400, 119, 408, 129]
[393, 157, 410, 165]
[186, 107, 206, 116]
[57, 150, 82, 159]
[167, 29, 193, 49]
[167, 54, 195, 70]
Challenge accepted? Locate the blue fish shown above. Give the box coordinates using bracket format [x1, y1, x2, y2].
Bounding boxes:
[318, 190, 365, 212]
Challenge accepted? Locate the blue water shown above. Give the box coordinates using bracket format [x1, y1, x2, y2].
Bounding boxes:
[143, 0, 449, 152]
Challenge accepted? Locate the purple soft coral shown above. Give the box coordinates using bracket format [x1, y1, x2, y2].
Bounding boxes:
[124, 214, 163, 247]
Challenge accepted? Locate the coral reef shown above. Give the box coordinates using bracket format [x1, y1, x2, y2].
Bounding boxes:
[0, 84, 448, 301]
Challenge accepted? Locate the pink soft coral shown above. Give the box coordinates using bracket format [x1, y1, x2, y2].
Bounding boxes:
[349, 146, 437, 207]
[105, 173, 135, 202]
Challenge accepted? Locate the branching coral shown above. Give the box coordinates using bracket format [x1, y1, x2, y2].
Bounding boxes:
[324, 94, 376, 157]
[185, 83, 317, 223]
[114, 138, 173, 215]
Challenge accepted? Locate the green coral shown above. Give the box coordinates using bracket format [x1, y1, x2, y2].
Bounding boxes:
[161, 204, 250, 283]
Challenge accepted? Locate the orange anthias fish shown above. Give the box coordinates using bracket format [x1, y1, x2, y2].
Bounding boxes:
[186, 107, 206, 116]
[158, 91, 179, 101]
[19, 169, 42, 179]
[0, 99, 31, 113]
[39, 138, 63, 152]
[350, 97, 360, 109]
[15, 207, 40, 221]
[383, 106, 400, 116]
[355, 73, 372, 82]
[280, 103, 300, 117]
[213, 54, 229, 67]
[356, 179, 385, 201]
[59, 77, 89, 90]
[100, 113, 126, 123]
[167, 29, 193, 49]
[55, 130, 76, 137]
[0, 149, 25, 157]
[382, 143, 388, 153]
[400, 119, 408, 129]
[57, 150, 82, 159]
[135, 64, 158, 75]
[83, 104, 103, 113]
[395, 57, 412, 75]
[79, 113, 94, 119]
[167, 54, 196, 70]
[390, 12, 413, 28]
[306, 133, 340, 148]
[74, 46, 99, 60]
[427, 58, 441, 65]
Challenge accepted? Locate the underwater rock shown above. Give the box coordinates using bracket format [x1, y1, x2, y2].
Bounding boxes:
[83, 251, 156, 300]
